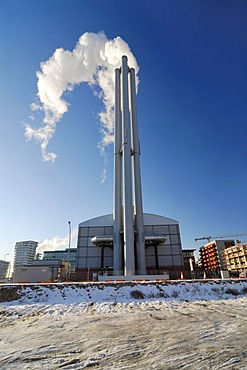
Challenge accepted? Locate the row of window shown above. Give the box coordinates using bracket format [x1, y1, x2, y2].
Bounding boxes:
[76, 254, 183, 269]
[78, 224, 180, 237]
[77, 235, 181, 248]
[76, 244, 182, 258]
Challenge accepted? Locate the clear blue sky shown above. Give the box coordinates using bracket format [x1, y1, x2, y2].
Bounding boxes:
[1, 0, 247, 264]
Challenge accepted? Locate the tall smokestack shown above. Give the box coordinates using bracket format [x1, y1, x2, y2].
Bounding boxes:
[130, 68, 146, 275]
[113, 56, 146, 276]
[113, 68, 122, 275]
[121, 56, 135, 276]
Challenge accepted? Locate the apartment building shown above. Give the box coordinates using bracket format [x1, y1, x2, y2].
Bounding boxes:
[13, 240, 38, 275]
[224, 242, 247, 273]
[199, 240, 235, 273]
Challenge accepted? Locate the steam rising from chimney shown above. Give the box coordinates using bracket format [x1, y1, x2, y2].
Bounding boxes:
[37, 229, 77, 253]
[24, 32, 139, 162]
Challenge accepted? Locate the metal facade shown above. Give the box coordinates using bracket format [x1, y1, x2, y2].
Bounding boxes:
[76, 213, 183, 278]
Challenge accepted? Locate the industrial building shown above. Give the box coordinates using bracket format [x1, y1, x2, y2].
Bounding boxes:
[13, 259, 69, 283]
[43, 248, 77, 272]
[76, 56, 183, 281]
[13, 240, 38, 276]
[0, 259, 10, 280]
[76, 213, 183, 280]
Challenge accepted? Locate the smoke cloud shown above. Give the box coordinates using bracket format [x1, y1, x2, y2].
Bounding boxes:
[37, 229, 77, 254]
[24, 32, 139, 162]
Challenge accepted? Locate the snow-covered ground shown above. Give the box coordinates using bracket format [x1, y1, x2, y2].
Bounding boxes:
[0, 280, 247, 369]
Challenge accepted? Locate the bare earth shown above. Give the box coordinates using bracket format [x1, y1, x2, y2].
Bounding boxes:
[1, 298, 247, 370]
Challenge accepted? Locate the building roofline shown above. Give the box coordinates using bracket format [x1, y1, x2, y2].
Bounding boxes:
[79, 213, 179, 227]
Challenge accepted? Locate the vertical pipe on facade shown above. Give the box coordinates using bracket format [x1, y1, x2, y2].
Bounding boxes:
[113, 68, 122, 275]
[121, 56, 135, 276]
[130, 68, 147, 275]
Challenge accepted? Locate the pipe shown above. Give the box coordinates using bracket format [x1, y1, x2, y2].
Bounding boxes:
[91, 236, 113, 245]
[121, 56, 135, 276]
[130, 68, 146, 275]
[113, 68, 122, 275]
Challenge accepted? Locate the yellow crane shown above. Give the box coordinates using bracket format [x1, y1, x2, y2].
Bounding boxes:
[195, 233, 247, 243]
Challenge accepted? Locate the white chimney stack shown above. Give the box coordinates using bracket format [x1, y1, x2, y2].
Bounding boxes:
[113, 56, 146, 276]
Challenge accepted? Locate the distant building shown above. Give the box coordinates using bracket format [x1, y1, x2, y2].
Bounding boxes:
[223, 242, 247, 274]
[13, 259, 69, 283]
[182, 249, 196, 270]
[181, 249, 197, 277]
[199, 240, 235, 276]
[43, 248, 77, 272]
[0, 260, 10, 280]
[13, 240, 38, 275]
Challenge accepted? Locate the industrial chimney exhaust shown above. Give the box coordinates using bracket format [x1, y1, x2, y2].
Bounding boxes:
[113, 56, 146, 276]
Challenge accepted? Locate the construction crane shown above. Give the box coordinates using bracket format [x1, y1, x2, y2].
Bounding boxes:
[195, 233, 247, 243]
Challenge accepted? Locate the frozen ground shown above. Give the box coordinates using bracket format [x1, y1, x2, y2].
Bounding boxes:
[0, 280, 247, 370]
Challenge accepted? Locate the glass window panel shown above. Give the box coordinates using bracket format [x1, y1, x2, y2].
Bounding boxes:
[158, 245, 172, 255]
[146, 255, 156, 266]
[104, 227, 114, 235]
[169, 225, 179, 234]
[87, 257, 101, 268]
[153, 225, 169, 234]
[87, 247, 102, 257]
[79, 228, 88, 237]
[76, 257, 87, 268]
[173, 255, 183, 266]
[78, 247, 88, 257]
[103, 257, 113, 267]
[78, 237, 88, 247]
[171, 245, 182, 254]
[159, 255, 173, 265]
[144, 226, 153, 234]
[88, 227, 105, 236]
[145, 246, 155, 256]
[170, 235, 181, 244]
[104, 247, 114, 257]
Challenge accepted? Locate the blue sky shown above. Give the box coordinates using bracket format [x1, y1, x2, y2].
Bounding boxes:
[1, 0, 247, 264]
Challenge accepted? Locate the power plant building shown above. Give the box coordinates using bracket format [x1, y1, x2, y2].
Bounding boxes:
[76, 56, 183, 280]
[76, 213, 183, 280]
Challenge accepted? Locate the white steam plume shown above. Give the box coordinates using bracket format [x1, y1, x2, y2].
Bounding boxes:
[37, 229, 77, 254]
[24, 32, 139, 162]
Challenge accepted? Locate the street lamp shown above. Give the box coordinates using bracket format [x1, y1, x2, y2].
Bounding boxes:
[67, 221, 71, 281]
[4, 253, 9, 261]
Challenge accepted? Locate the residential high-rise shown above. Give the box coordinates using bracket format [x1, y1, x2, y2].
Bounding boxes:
[224, 242, 247, 273]
[13, 240, 38, 275]
[199, 240, 235, 275]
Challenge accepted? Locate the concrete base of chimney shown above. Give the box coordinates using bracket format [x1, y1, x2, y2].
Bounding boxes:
[98, 274, 169, 282]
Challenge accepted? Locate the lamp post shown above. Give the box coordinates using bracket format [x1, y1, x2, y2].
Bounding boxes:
[4, 253, 9, 261]
[67, 221, 71, 281]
